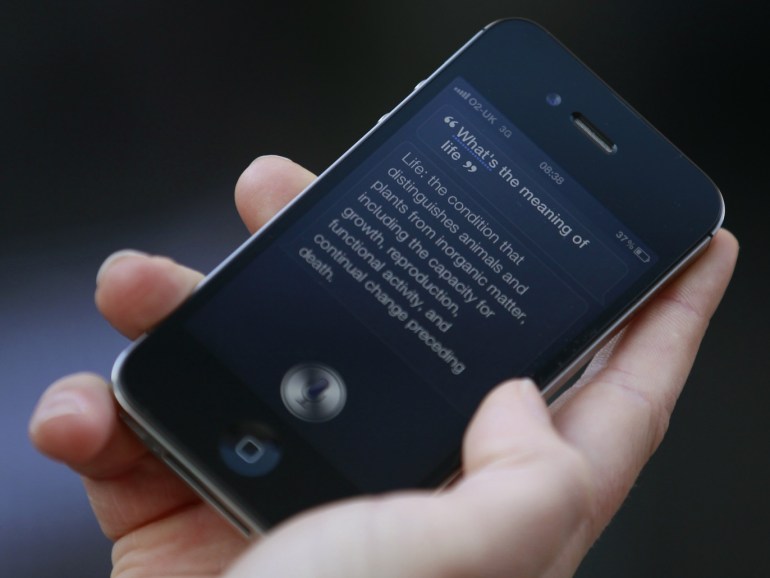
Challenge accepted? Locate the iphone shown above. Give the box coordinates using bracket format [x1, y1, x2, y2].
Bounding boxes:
[113, 19, 724, 534]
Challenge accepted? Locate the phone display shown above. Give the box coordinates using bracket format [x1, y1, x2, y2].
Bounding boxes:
[113, 20, 724, 533]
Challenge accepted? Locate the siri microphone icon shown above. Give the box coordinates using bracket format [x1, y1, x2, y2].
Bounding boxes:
[300, 376, 330, 405]
[280, 363, 347, 422]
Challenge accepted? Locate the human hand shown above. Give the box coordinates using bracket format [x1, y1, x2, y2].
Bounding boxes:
[30, 155, 738, 578]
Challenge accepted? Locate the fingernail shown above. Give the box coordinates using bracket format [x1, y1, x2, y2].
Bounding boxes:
[96, 249, 146, 286]
[31, 391, 87, 429]
[252, 154, 292, 165]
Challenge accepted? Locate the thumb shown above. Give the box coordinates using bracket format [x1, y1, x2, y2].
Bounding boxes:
[451, 379, 596, 577]
[462, 378, 554, 474]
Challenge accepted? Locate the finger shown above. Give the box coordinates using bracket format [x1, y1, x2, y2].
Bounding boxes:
[234, 155, 316, 234]
[29, 373, 199, 539]
[30, 373, 144, 472]
[552, 230, 738, 535]
[95, 251, 204, 339]
[95, 156, 315, 340]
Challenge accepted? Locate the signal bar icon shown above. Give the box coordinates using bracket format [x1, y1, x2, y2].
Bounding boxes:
[453, 86, 471, 100]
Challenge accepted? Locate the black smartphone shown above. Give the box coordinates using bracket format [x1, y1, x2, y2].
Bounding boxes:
[113, 19, 724, 534]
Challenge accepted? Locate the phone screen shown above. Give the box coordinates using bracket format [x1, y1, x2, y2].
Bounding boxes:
[182, 76, 656, 492]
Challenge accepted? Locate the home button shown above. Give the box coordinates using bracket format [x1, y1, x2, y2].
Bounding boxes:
[219, 422, 281, 477]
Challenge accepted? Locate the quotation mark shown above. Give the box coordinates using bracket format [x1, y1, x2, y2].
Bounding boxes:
[445, 116, 476, 172]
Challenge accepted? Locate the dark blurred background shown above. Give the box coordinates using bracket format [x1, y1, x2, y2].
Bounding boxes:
[2, 2, 767, 576]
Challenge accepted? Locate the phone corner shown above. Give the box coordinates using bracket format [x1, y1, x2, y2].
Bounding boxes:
[482, 17, 549, 34]
[109, 338, 144, 411]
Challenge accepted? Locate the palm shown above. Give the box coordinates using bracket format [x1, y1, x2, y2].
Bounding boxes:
[91, 453, 246, 577]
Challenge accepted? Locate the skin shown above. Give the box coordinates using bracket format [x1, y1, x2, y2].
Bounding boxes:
[30, 155, 738, 578]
